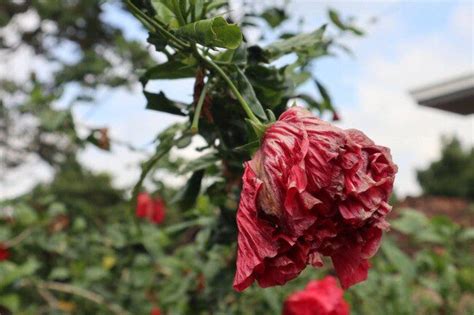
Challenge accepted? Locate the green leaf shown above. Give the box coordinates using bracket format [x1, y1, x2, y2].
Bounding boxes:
[147, 32, 168, 51]
[190, 0, 205, 20]
[144, 90, 188, 116]
[231, 66, 268, 121]
[175, 133, 193, 148]
[245, 65, 291, 108]
[0, 259, 40, 289]
[39, 110, 72, 131]
[14, 203, 38, 225]
[381, 240, 416, 282]
[172, 170, 204, 211]
[347, 25, 364, 36]
[0, 294, 19, 313]
[215, 44, 248, 65]
[286, 65, 311, 87]
[164, 217, 212, 234]
[266, 109, 276, 122]
[328, 9, 346, 30]
[263, 25, 326, 61]
[391, 208, 429, 235]
[261, 8, 287, 28]
[296, 94, 322, 112]
[131, 123, 188, 214]
[141, 58, 197, 83]
[314, 78, 332, 109]
[205, 0, 228, 13]
[152, 0, 180, 28]
[175, 16, 242, 49]
[179, 151, 219, 174]
[328, 9, 364, 36]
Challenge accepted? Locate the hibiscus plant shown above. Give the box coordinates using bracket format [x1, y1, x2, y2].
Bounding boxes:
[2, 1, 474, 315]
[125, 0, 396, 312]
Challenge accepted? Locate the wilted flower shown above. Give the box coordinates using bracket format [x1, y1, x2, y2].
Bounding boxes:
[233, 107, 397, 291]
[283, 276, 350, 315]
[136, 193, 166, 224]
[0, 244, 10, 261]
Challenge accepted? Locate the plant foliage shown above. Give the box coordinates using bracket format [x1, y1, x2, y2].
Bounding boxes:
[2, 1, 472, 315]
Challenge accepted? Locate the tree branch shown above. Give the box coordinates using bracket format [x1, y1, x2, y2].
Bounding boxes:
[37, 281, 128, 315]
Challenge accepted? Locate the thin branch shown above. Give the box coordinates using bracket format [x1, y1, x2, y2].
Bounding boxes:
[37, 281, 128, 315]
[4, 226, 35, 247]
[37, 286, 59, 309]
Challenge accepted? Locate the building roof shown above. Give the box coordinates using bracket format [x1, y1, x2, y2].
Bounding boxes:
[410, 73, 474, 115]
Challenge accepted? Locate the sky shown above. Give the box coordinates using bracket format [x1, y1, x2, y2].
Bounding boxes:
[1, 0, 473, 199]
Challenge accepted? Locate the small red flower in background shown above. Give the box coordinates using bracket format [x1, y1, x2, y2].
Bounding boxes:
[136, 193, 166, 224]
[233, 106, 397, 291]
[150, 307, 161, 315]
[283, 276, 350, 315]
[0, 244, 10, 261]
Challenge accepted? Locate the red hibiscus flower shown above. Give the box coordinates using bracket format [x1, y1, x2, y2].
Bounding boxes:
[283, 276, 350, 315]
[233, 107, 397, 291]
[136, 193, 166, 224]
[150, 307, 161, 315]
[0, 244, 10, 261]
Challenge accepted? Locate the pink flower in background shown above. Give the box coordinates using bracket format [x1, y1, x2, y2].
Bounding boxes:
[150, 307, 161, 315]
[233, 106, 397, 291]
[283, 276, 350, 315]
[0, 244, 10, 261]
[136, 193, 166, 224]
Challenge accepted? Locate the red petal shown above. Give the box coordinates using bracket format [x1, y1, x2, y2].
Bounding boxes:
[255, 242, 309, 288]
[331, 249, 370, 289]
[233, 165, 279, 291]
[331, 228, 382, 289]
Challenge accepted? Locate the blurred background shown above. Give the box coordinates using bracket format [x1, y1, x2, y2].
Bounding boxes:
[0, 0, 473, 314]
[1, 0, 472, 199]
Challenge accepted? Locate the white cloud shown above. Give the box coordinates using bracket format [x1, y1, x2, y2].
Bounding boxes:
[450, 2, 473, 40]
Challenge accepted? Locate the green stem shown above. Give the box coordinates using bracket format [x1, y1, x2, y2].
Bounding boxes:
[173, 0, 187, 26]
[191, 79, 210, 133]
[193, 49, 262, 126]
[125, 0, 188, 50]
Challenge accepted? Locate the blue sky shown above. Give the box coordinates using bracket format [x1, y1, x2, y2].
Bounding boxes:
[1, 0, 473, 198]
